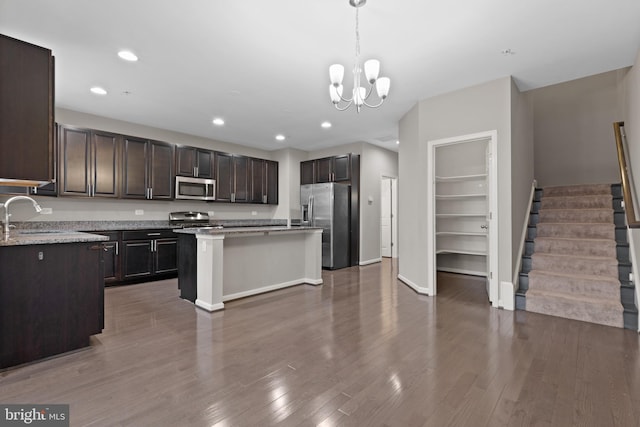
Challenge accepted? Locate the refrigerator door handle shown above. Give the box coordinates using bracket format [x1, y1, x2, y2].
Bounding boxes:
[309, 195, 314, 226]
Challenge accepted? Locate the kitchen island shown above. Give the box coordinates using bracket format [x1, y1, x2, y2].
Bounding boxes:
[0, 231, 107, 369]
[175, 226, 323, 311]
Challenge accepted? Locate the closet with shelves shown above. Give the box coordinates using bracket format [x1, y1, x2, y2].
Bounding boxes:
[434, 143, 489, 277]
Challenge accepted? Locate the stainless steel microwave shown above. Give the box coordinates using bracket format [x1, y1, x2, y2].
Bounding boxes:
[175, 176, 216, 201]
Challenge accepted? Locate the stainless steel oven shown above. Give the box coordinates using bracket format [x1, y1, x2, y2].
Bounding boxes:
[175, 176, 216, 201]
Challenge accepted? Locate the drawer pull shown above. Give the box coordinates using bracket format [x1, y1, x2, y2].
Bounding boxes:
[147, 233, 161, 236]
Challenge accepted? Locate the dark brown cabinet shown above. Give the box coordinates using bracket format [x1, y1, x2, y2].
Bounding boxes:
[0, 242, 104, 369]
[301, 154, 352, 184]
[300, 160, 315, 185]
[176, 146, 214, 179]
[0, 34, 54, 185]
[57, 125, 120, 198]
[216, 153, 249, 203]
[122, 138, 174, 200]
[92, 231, 120, 284]
[315, 155, 350, 183]
[250, 158, 278, 204]
[121, 229, 177, 280]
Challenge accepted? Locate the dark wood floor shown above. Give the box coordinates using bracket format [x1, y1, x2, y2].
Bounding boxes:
[1, 260, 639, 426]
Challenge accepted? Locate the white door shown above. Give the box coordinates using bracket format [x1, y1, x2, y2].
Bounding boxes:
[381, 177, 392, 257]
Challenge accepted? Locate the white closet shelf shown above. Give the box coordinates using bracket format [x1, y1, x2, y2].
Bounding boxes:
[435, 193, 486, 199]
[436, 231, 486, 237]
[436, 249, 487, 256]
[436, 213, 486, 218]
[435, 173, 487, 182]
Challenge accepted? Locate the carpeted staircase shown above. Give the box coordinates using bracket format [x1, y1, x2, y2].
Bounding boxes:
[516, 184, 637, 328]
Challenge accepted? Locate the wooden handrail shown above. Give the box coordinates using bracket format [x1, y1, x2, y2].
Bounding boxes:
[613, 121, 640, 228]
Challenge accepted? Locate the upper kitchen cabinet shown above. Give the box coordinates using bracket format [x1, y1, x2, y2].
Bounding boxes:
[249, 158, 278, 204]
[122, 137, 174, 200]
[300, 160, 315, 185]
[57, 125, 120, 198]
[0, 34, 54, 185]
[300, 154, 354, 184]
[176, 146, 215, 179]
[316, 155, 350, 183]
[215, 152, 249, 203]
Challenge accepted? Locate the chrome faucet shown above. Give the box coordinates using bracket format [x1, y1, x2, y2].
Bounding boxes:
[1, 196, 42, 236]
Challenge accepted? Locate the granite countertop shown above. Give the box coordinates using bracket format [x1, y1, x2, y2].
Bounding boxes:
[0, 231, 109, 247]
[174, 226, 322, 236]
[12, 219, 289, 232]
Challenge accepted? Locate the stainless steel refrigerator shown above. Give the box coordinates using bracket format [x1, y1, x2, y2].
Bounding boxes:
[300, 182, 350, 269]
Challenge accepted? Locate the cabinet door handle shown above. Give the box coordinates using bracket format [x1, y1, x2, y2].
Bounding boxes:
[263, 194, 267, 204]
[115, 241, 119, 256]
[149, 188, 153, 199]
[231, 193, 236, 202]
[194, 166, 199, 177]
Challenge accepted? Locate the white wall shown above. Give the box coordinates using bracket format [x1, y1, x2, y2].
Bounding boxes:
[532, 70, 625, 187]
[360, 144, 399, 263]
[271, 147, 308, 221]
[398, 77, 524, 305]
[623, 50, 640, 200]
[511, 80, 535, 278]
[622, 49, 640, 327]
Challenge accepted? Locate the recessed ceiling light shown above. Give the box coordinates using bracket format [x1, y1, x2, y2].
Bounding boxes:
[212, 118, 225, 126]
[396, 140, 400, 145]
[90, 87, 107, 95]
[118, 50, 138, 61]
[321, 121, 332, 129]
[275, 134, 286, 141]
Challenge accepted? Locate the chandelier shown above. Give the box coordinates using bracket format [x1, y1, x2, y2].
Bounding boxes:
[329, 0, 390, 113]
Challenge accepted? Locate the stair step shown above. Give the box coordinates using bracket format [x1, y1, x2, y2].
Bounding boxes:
[538, 208, 613, 224]
[528, 270, 620, 299]
[541, 195, 612, 210]
[533, 236, 616, 258]
[536, 222, 614, 239]
[526, 289, 623, 328]
[543, 184, 613, 197]
[531, 253, 618, 279]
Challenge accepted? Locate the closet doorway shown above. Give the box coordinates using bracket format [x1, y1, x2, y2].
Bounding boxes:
[380, 176, 398, 258]
[426, 131, 498, 305]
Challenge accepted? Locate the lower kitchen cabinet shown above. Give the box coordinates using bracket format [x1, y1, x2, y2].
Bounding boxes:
[121, 229, 177, 280]
[0, 242, 104, 369]
[87, 228, 178, 285]
[92, 231, 120, 284]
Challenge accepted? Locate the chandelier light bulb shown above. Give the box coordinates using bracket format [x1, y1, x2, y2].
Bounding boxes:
[376, 77, 391, 99]
[329, 64, 345, 86]
[329, 85, 343, 104]
[353, 87, 366, 106]
[364, 59, 380, 83]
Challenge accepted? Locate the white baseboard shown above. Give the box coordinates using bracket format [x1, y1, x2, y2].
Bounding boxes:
[222, 278, 316, 302]
[500, 281, 515, 311]
[437, 267, 487, 277]
[397, 274, 431, 295]
[195, 300, 225, 312]
[360, 258, 382, 266]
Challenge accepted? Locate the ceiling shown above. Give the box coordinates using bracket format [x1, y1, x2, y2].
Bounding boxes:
[1, 0, 639, 153]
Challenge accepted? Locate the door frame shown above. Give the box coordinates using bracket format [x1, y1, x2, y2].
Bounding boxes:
[380, 175, 398, 258]
[426, 130, 499, 305]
